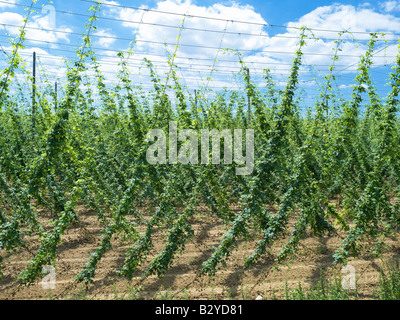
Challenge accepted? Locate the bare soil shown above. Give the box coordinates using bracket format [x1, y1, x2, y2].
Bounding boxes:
[1, 205, 400, 300]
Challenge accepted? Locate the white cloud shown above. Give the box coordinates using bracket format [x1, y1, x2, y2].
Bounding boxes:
[26, 14, 72, 45]
[101, 0, 272, 88]
[0, 12, 23, 35]
[380, 1, 400, 12]
[93, 29, 117, 48]
[105, 0, 268, 54]
[0, 8, 72, 47]
[289, 4, 400, 38]
[102, 0, 400, 79]
[4, 0, 399, 93]
[0, 0, 18, 9]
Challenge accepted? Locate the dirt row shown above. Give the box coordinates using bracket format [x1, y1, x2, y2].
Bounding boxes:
[1, 206, 399, 300]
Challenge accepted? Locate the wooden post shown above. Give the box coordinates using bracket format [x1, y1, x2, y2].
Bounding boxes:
[55, 81, 58, 110]
[32, 52, 36, 108]
[246, 67, 251, 124]
[194, 89, 199, 124]
[32, 51, 36, 125]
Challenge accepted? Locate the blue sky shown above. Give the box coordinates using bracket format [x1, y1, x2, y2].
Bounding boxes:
[1, 0, 400, 106]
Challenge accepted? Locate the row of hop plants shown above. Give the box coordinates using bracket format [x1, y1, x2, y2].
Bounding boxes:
[0, 2, 400, 287]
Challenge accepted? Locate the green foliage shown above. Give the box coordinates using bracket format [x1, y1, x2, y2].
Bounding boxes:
[375, 259, 400, 300]
[1, 8, 400, 290]
[284, 270, 358, 300]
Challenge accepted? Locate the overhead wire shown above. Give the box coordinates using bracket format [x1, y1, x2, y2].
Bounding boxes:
[0, 0, 397, 100]
[0, 21, 398, 58]
[79, 0, 400, 37]
[1, 0, 398, 42]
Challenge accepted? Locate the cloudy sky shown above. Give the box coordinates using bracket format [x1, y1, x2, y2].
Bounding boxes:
[1, 0, 400, 104]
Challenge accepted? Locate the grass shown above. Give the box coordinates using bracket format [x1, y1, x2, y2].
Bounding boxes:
[282, 259, 400, 300]
[71, 287, 89, 300]
[283, 272, 358, 300]
[374, 258, 400, 300]
[239, 285, 251, 300]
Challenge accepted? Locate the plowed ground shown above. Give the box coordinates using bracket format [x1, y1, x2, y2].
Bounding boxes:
[1, 205, 400, 300]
